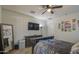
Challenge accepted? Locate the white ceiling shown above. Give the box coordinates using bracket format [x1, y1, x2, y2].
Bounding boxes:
[2, 5, 79, 20]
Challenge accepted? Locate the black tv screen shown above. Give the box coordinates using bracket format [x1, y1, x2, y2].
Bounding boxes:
[28, 22, 39, 30]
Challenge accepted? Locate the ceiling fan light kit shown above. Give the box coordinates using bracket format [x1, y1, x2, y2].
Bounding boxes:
[47, 8, 51, 12]
[41, 5, 63, 15]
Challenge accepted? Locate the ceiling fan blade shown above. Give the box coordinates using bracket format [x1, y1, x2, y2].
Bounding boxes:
[46, 5, 50, 8]
[52, 5, 63, 9]
[41, 9, 47, 15]
[51, 10, 54, 14]
[42, 5, 49, 9]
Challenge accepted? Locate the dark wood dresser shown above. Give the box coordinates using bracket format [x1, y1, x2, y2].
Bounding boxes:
[25, 35, 42, 47]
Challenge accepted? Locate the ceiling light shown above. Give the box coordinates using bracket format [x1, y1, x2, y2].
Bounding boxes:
[47, 9, 51, 12]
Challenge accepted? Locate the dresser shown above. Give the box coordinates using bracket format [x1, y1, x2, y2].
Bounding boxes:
[25, 35, 42, 47]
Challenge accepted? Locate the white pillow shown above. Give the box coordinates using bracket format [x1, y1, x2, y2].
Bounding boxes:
[70, 42, 79, 54]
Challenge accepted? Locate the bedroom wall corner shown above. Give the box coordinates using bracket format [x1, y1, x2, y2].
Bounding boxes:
[0, 6, 2, 23]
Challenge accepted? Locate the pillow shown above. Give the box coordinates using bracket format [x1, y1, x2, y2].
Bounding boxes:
[70, 42, 79, 54]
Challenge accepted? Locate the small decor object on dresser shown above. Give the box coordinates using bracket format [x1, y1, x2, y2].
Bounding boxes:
[0, 24, 14, 53]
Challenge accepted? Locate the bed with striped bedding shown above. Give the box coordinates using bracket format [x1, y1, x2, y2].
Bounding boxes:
[34, 39, 73, 54]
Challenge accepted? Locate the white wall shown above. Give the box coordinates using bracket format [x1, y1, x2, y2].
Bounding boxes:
[46, 19, 57, 36]
[3, 7, 79, 44]
[2, 9, 47, 44]
[47, 12, 79, 43]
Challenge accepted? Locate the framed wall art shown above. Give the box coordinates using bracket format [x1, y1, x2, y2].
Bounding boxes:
[58, 19, 77, 32]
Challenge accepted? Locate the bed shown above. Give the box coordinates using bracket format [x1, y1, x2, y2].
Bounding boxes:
[33, 37, 73, 54]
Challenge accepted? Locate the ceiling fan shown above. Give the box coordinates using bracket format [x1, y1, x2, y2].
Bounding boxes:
[41, 5, 63, 15]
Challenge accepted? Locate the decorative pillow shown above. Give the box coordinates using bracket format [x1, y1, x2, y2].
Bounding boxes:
[71, 42, 79, 54]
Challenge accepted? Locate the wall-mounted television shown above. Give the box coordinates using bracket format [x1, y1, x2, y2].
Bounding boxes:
[28, 22, 39, 30]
